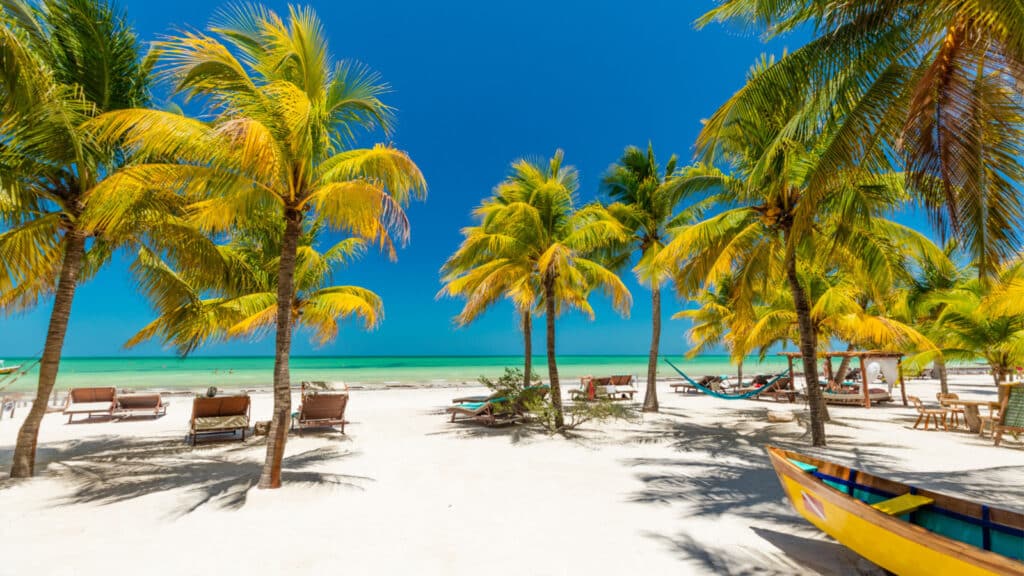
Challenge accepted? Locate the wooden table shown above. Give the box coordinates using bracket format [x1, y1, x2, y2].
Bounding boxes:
[943, 400, 1000, 432]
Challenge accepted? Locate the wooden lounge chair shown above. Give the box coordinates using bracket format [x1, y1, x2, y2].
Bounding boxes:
[446, 397, 517, 426]
[189, 395, 250, 445]
[936, 393, 965, 429]
[571, 376, 636, 401]
[909, 396, 947, 431]
[293, 384, 348, 434]
[114, 393, 167, 419]
[63, 387, 117, 423]
[993, 384, 1024, 447]
[609, 375, 637, 400]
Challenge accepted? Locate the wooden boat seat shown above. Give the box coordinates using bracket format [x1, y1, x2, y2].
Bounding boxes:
[872, 493, 934, 516]
[788, 458, 818, 473]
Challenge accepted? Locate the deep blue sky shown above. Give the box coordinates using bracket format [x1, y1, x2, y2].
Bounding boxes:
[0, 1, 929, 357]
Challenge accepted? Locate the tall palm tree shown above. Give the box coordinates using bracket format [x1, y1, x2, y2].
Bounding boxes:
[124, 221, 382, 355]
[0, 0, 159, 478]
[658, 57, 930, 445]
[602, 143, 711, 412]
[439, 219, 537, 388]
[86, 5, 426, 488]
[472, 151, 631, 428]
[698, 1, 1024, 282]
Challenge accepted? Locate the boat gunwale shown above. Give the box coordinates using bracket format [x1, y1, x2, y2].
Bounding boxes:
[766, 445, 1024, 575]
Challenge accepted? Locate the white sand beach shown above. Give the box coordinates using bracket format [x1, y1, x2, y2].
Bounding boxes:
[1, 375, 1021, 576]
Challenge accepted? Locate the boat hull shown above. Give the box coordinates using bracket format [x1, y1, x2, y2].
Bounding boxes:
[0, 365, 19, 375]
[767, 447, 1023, 575]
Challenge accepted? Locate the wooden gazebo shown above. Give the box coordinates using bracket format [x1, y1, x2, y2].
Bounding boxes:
[780, 351, 908, 408]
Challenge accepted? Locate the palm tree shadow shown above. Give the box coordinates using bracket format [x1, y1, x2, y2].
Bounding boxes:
[2, 435, 370, 516]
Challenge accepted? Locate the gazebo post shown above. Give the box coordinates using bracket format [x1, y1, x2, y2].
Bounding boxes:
[859, 354, 870, 408]
[897, 355, 908, 406]
[825, 355, 834, 385]
[787, 355, 794, 384]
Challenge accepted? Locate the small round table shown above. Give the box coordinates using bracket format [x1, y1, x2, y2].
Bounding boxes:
[942, 399, 1000, 432]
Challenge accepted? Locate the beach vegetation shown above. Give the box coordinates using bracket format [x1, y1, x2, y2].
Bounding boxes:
[0, 0, 170, 478]
[85, 4, 426, 488]
[698, 0, 1024, 284]
[602, 143, 714, 413]
[122, 219, 383, 355]
[448, 151, 631, 430]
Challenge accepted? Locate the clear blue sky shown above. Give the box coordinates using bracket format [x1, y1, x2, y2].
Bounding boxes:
[0, 1, 929, 357]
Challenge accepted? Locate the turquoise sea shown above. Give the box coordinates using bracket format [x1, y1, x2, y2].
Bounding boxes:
[0, 354, 792, 392]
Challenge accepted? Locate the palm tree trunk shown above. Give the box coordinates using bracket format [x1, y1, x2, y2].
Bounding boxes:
[643, 286, 661, 412]
[544, 275, 564, 429]
[834, 343, 855, 383]
[10, 229, 87, 478]
[783, 231, 826, 446]
[935, 356, 949, 394]
[737, 358, 743, 386]
[259, 209, 302, 490]
[522, 310, 532, 387]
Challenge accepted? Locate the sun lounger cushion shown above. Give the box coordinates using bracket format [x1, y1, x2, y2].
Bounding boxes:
[194, 415, 249, 431]
[65, 401, 115, 414]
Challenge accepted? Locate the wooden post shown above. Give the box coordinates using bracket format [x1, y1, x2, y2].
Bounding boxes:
[787, 355, 794, 386]
[859, 355, 870, 409]
[825, 356, 834, 385]
[898, 356, 907, 406]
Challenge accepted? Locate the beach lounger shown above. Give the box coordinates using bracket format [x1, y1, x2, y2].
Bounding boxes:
[993, 384, 1023, 447]
[189, 395, 251, 445]
[293, 384, 348, 434]
[609, 375, 637, 400]
[63, 387, 117, 423]
[446, 397, 519, 426]
[114, 393, 167, 419]
[572, 376, 635, 401]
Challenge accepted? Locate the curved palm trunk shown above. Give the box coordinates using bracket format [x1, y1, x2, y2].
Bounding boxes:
[834, 343, 855, 383]
[544, 275, 564, 429]
[10, 229, 87, 478]
[783, 231, 826, 446]
[737, 359, 743, 387]
[522, 310, 532, 387]
[643, 286, 661, 412]
[259, 210, 302, 489]
[935, 356, 949, 394]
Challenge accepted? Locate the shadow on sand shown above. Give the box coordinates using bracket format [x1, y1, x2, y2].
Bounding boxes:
[0, 434, 369, 516]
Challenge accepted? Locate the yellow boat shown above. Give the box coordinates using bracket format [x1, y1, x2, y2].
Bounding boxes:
[767, 446, 1024, 575]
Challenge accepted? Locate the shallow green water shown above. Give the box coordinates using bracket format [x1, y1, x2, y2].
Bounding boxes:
[0, 354, 792, 392]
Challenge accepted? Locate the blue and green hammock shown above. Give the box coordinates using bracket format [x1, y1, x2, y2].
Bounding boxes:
[663, 357, 791, 400]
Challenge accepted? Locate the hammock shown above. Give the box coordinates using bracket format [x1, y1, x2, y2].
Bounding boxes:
[663, 358, 791, 400]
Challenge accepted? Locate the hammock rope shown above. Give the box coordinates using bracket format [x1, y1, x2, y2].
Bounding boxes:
[662, 358, 791, 400]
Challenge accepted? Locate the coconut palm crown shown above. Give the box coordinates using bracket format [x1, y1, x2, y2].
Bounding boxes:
[85, 4, 426, 488]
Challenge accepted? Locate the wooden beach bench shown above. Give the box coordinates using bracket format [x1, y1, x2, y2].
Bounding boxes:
[571, 375, 636, 401]
[114, 393, 167, 419]
[63, 387, 117, 423]
[189, 395, 250, 445]
[293, 383, 348, 434]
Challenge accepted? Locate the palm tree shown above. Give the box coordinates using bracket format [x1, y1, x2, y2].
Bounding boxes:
[658, 57, 933, 445]
[124, 221, 383, 355]
[674, 274, 758, 383]
[474, 151, 631, 428]
[439, 219, 538, 388]
[0, 0, 158, 478]
[698, 1, 1024, 282]
[602, 143, 711, 412]
[86, 5, 426, 488]
[911, 265, 1024, 386]
[891, 241, 964, 393]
